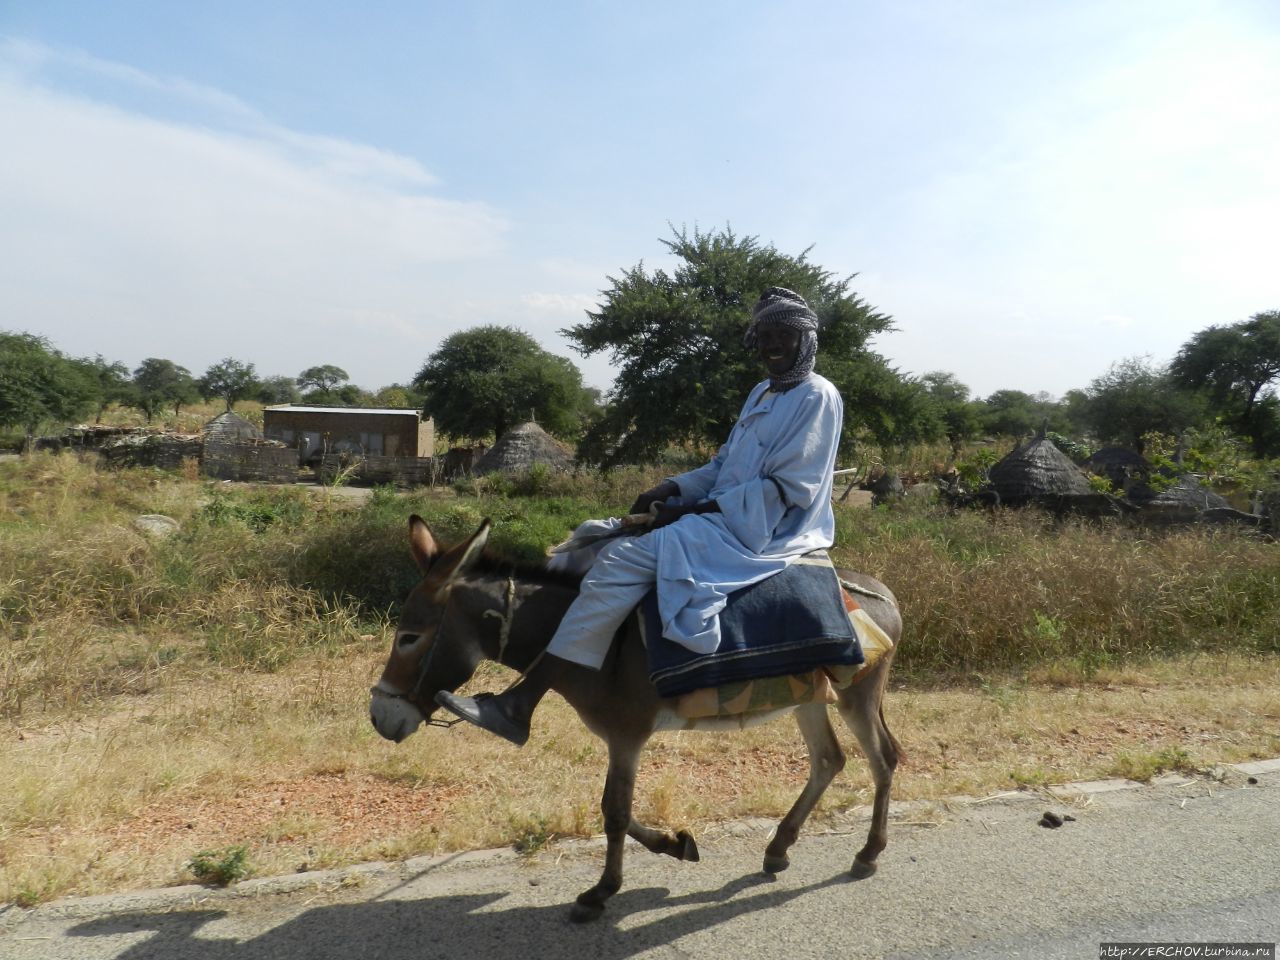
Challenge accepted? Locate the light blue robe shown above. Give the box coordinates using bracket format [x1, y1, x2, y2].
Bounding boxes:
[655, 372, 843, 653]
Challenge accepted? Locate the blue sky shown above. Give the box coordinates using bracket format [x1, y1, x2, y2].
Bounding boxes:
[2, 1, 1278, 398]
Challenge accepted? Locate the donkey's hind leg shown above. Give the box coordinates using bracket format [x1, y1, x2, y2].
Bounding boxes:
[835, 668, 900, 879]
[762, 703, 845, 874]
[628, 820, 700, 862]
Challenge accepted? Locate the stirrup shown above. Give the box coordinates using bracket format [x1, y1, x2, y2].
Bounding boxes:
[434, 690, 530, 747]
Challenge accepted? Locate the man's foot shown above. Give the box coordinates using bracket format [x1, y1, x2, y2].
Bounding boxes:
[434, 691, 531, 747]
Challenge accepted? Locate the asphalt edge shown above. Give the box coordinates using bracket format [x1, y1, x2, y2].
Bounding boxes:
[3, 756, 1277, 931]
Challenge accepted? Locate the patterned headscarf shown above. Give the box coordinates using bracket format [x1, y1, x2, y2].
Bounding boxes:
[743, 286, 819, 391]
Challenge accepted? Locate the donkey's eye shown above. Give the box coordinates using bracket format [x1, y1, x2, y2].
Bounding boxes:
[397, 633, 421, 649]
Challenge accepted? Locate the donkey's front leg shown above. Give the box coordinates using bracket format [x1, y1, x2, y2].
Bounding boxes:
[570, 740, 643, 923]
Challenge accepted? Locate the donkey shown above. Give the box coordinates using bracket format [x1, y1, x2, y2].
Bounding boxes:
[370, 515, 903, 923]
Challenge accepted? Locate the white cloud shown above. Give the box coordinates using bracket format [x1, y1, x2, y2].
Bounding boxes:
[520, 292, 599, 315]
[0, 41, 510, 387]
[864, 12, 1280, 396]
[1, 38, 438, 188]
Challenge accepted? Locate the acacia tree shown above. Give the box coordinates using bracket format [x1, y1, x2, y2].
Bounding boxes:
[414, 326, 586, 441]
[297, 365, 349, 393]
[1171, 311, 1280, 454]
[564, 226, 931, 467]
[0, 333, 99, 448]
[200, 358, 259, 412]
[132, 358, 199, 422]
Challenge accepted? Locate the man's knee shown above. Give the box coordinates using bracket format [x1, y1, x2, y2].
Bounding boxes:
[595, 534, 659, 571]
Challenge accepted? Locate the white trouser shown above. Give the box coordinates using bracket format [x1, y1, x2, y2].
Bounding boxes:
[546, 533, 660, 670]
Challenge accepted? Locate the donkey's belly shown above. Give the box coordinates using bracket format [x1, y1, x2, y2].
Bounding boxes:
[652, 704, 799, 733]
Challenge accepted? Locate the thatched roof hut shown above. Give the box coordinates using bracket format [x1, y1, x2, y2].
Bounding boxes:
[1135, 474, 1250, 527]
[473, 421, 575, 476]
[986, 435, 1092, 502]
[1083, 446, 1151, 496]
[1084, 446, 1148, 471]
[1145, 475, 1229, 511]
[203, 411, 263, 443]
[1085, 445, 1147, 476]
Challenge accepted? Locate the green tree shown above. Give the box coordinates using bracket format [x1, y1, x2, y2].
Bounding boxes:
[301, 383, 373, 406]
[1059, 388, 1093, 437]
[132, 358, 198, 423]
[844, 364, 944, 458]
[979, 389, 1066, 438]
[1081, 357, 1204, 454]
[373, 383, 426, 409]
[257, 375, 301, 405]
[82, 355, 134, 423]
[0, 333, 99, 448]
[199, 358, 259, 413]
[297, 365, 349, 393]
[563, 226, 917, 467]
[414, 326, 586, 441]
[920, 371, 983, 449]
[1171, 311, 1280, 455]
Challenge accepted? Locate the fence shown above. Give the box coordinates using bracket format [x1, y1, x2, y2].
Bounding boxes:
[202, 440, 299, 484]
[318, 453, 439, 488]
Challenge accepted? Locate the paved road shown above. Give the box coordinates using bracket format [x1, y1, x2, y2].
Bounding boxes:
[3, 769, 1277, 960]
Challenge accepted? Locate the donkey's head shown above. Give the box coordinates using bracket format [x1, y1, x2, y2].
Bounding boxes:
[369, 515, 492, 743]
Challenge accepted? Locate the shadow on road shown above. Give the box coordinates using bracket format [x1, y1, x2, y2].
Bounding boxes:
[68, 870, 852, 959]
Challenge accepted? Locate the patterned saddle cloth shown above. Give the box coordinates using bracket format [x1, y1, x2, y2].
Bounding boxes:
[670, 585, 895, 722]
[639, 552, 864, 701]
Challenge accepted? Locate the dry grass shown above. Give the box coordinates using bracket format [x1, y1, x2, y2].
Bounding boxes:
[2, 450, 1279, 905]
[3, 650, 1277, 906]
[834, 505, 1280, 676]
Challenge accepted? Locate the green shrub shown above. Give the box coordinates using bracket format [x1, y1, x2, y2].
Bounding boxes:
[200, 488, 308, 533]
[186, 845, 250, 886]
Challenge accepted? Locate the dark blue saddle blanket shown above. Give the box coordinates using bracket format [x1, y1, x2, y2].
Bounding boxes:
[642, 556, 863, 698]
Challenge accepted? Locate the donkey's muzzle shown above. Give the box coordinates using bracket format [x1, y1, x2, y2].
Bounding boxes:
[369, 687, 425, 743]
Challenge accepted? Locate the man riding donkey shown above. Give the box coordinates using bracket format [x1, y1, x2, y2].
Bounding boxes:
[437, 286, 843, 744]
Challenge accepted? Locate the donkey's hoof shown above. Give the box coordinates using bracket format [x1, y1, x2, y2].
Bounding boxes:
[849, 857, 877, 880]
[762, 853, 790, 874]
[676, 830, 700, 862]
[569, 899, 605, 924]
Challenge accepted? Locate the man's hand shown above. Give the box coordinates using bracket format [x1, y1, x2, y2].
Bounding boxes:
[629, 479, 679, 516]
[650, 501, 693, 529]
[651, 499, 721, 530]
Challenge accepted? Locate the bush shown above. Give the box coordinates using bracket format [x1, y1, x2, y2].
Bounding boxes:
[833, 500, 1280, 677]
[5, 453, 1279, 718]
[186, 845, 250, 886]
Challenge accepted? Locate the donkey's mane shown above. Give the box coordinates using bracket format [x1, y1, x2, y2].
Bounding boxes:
[473, 549, 584, 590]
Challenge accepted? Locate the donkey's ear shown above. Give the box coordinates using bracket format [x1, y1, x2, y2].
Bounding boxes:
[425, 519, 491, 592]
[408, 515, 440, 573]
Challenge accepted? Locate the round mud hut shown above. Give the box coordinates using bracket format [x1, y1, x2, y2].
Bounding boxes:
[473, 421, 575, 476]
[986, 434, 1093, 505]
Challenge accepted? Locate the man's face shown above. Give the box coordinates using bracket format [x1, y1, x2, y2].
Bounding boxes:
[757, 326, 802, 377]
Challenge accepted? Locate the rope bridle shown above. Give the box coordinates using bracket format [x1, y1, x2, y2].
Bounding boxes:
[483, 576, 517, 666]
[386, 575, 534, 729]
